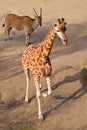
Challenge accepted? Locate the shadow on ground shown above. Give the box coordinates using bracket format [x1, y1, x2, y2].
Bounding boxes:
[44, 66, 87, 119]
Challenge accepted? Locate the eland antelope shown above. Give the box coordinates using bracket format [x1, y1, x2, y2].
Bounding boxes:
[2, 8, 42, 46]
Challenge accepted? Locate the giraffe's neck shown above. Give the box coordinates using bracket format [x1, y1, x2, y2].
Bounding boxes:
[42, 25, 56, 58]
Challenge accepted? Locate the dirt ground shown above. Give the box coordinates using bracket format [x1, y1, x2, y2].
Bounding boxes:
[0, 0, 87, 130]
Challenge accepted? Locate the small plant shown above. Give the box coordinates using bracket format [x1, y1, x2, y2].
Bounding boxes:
[0, 92, 6, 111]
[81, 59, 87, 86]
[81, 68, 87, 86]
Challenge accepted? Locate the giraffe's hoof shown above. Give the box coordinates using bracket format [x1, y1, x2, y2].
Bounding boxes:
[38, 114, 43, 121]
[42, 92, 48, 98]
[42, 91, 52, 98]
[25, 98, 29, 103]
[48, 91, 52, 95]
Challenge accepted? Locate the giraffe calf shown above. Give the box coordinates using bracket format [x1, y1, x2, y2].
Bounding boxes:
[22, 18, 67, 120]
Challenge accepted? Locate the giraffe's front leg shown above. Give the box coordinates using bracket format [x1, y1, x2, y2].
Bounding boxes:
[36, 92, 43, 120]
[24, 68, 30, 103]
[34, 76, 43, 121]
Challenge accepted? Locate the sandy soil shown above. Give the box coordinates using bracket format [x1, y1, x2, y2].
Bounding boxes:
[0, 0, 87, 130]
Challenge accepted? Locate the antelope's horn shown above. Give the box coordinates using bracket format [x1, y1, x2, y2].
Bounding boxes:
[40, 7, 42, 16]
[33, 8, 38, 16]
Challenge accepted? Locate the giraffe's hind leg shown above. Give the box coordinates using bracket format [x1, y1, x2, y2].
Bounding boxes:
[42, 76, 52, 98]
[24, 68, 30, 103]
[46, 76, 52, 95]
[34, 76, 43, 120]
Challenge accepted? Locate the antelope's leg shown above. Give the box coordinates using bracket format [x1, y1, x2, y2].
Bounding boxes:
[4, 27, 7, 40]
[7, 27, 12, 40]
[34, 76, 43, 120]
[4, 27, 12, 40]
[25, 31, 30, 46]
[24, 68, 30, 103]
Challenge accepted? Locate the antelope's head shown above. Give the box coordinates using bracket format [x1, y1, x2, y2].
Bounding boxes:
[54, 18, 67, 45]
[33, 7, 42, 26]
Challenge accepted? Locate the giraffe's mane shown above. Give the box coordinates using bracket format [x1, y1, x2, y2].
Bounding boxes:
[44, 25, 54, 40]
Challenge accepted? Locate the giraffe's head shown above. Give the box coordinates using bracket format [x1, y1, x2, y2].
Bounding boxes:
[54, 18, 67, 45]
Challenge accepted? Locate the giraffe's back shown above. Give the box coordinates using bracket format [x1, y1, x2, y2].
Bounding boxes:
[22, 44, 47, 76]
[22, 44, 52, 77]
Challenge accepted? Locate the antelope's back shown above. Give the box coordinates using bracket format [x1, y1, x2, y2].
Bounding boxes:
[5, 14, 34, 30]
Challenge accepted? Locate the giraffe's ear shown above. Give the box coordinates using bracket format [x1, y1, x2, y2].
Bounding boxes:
[58, 18, 60, 22]
[62, 18, 65, 21]
[61, 18, 67, 25]
[58, 18, 61, 24]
